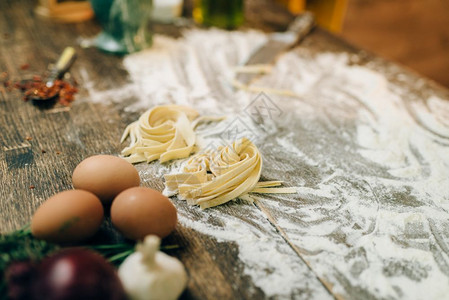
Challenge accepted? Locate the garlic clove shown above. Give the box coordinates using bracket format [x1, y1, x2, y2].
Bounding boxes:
[118, 235, 188, 300]
[138, 235, 159, 267]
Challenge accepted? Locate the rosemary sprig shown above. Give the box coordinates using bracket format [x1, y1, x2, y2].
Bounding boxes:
[77, 242, 136, 266]
[79, 242, 180, 266]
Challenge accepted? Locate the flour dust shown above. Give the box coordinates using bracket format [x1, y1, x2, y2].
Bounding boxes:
[82, 28, 449, 299]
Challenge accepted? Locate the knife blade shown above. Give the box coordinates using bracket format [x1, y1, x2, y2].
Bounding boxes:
[235, 12, 315, 85]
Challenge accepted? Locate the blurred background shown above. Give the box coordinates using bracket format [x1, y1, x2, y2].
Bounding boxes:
[275, 0, 449, 88]
[36, 0, 449, 88]
[341, 0, 449, 88]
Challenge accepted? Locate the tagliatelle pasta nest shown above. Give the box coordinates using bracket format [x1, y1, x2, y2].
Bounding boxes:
[164, 138, 296, 209]
[120, 105, 199, 164]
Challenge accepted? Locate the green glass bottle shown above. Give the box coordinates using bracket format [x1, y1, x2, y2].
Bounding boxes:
[193, 0, 244, 29]
[89, 0, 153, 54]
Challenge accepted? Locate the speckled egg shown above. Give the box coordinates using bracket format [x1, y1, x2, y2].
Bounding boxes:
[72, 155, 140, 205]
[31, 190, 104, 243]
[110, 187, 177, 240]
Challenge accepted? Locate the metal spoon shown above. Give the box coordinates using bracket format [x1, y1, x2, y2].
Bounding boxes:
[30, 47, 77, 102]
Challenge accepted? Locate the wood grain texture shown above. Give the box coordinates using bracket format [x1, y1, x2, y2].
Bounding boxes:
[0, 0, 332, 299]
[2, 0, 449, 299]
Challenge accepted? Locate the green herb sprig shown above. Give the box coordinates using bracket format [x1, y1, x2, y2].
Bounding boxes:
[0, 225, 58, 299]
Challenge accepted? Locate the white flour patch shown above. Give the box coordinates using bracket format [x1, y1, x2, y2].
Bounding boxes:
[254, 50, 449, 299]
[84, 29, 266, 114]
[178, 206, 332, 299]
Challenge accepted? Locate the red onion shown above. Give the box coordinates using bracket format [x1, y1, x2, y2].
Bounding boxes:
[32, 248, 127, 300]
[5, 260, 37, 300]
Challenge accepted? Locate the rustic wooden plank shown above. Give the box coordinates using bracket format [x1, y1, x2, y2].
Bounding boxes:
[3, 0, 449, 299]
[0, 1, 334, 299]
[241, 29, 449, 299]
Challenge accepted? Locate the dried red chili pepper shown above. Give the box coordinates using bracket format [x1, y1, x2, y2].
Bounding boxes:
[23, 80, 59, 101]
[0, 67, 78, 106]
[15, 77, 78, 106]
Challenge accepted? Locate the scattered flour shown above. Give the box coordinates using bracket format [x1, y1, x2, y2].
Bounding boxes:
[178, 206, 331, 299]
[81, 28, 449, 299]
[253, 50, 449, 299]
[82, 29, 266, 114]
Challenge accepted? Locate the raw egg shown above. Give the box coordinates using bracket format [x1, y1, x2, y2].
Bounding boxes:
[31, 190, 104, 243]
[72, 155, 140, 205]
[111, 187, 177, 240]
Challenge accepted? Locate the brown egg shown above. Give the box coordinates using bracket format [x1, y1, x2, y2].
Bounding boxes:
[72, 155, 140, 205]
[31, 190, 104, 243]
[111, 187, 177, 240]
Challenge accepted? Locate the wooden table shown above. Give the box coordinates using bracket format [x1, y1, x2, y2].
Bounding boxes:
[2, 1, 449, 299]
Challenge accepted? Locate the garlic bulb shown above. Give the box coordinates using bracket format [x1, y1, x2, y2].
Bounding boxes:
[118, 235, 188, 300]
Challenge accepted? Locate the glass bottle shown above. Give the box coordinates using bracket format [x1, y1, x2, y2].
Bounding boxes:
[89, 0, 153, 54]
[276, 0, 347, 33]
[193, 0, 244, 30]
